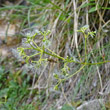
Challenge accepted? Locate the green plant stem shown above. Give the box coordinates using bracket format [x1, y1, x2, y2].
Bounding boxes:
[28, 42, 110, 65]
[46, 48, 65, 60]
[32, 40, 65, 60]
[32, 40, 42, 51]
[64, 59, 110, 65]
[81, 60, 110, 65]
[29, 42, 65, 60]
[61, 64, 86, 81]
[22, 44, 110, 66]
[85, 34, 87, 62]
[30, 52, 41, 57]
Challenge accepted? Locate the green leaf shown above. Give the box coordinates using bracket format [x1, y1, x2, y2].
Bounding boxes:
[89, 0, 95, 1]
[89, 6, 97, 13]
[0, 67, 4, 74]
[89, 6, 101, 13]
[43, 0, 51, 3]
[61, 104, 73, 110]
[0, 88, 9, 98]
[102, 7, 110, 10]
[53, 74, 59, 79]
[65, 17, 71, 23]
[80, 3, 95, 8]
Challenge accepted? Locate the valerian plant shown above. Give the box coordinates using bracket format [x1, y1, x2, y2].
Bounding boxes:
[17, 26, 110, 90]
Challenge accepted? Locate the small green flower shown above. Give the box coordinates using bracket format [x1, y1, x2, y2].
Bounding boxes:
[25, 56, 30, 64]
[17, 47, 25, 56]
[25, 36, 32, 43]
[88, 31, 96, 37]
[54, 85, 58, 90]
[53, 73, 59, 79]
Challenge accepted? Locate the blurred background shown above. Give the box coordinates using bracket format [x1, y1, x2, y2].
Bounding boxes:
[0, 0, 110, 110]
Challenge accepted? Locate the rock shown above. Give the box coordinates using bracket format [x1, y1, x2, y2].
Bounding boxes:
[77, 99, 105, 110]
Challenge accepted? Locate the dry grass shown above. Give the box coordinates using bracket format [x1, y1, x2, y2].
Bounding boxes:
[0, 0, 110, 109]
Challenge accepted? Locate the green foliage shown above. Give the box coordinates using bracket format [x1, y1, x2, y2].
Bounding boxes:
[0, 66, 35, 110]
[80, 0, 109, 13]
[61, 104, 73, 110]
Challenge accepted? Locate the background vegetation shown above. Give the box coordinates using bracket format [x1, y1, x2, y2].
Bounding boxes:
[0, 0, 110, 109]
